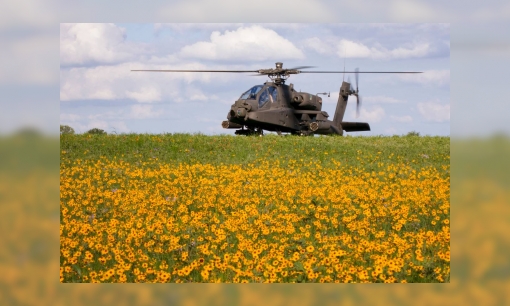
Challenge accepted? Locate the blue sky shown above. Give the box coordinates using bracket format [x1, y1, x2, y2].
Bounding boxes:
[60, 23, 450, 136]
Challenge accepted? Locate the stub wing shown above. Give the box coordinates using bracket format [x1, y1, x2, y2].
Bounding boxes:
[341, 122, 371, 132]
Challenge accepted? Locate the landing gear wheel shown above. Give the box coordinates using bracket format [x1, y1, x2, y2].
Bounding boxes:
[299, 131, 314, 136]
[240, 128, 263, 136]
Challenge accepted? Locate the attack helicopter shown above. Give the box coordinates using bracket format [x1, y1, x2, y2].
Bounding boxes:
[132, 62, 421, 136]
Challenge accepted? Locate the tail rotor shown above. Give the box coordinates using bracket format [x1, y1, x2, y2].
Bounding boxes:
[346, 68, 361, 118]
[354, 68, 361, 118]
[356, 95, 362, 118]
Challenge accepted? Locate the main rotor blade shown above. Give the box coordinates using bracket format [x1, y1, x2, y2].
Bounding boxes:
[131, 69, 259, 73]
[288, 66, 316, 70]
[300, 71, 422, 74]
[132, 69, 423, 74]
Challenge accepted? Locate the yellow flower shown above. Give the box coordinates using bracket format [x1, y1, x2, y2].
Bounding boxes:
[60, 141, 449, 283]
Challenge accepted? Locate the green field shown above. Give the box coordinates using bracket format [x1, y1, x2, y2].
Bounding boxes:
[60, 134, 449, 169]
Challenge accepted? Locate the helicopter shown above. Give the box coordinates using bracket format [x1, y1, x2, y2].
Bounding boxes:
[132, 62, 421, 136]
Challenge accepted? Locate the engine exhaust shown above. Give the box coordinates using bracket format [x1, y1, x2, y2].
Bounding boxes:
[309, 121, 330, 132]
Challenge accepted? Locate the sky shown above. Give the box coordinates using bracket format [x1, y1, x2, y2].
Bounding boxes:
[2, 0, 510, 137]
[59, 23, 450, 136]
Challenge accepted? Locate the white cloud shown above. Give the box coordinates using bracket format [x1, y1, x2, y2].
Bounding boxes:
[130, 105, 160, 119]
[336, 39, 432, 60]
[303, 37, 335, 55]
[397, 69, 450, 87]
[61, 107, 161, 127]
[337, 40, 373, 58]
[352, 106, 385, 122]
[60, 62, 225, 102]
[389, 43, 431, 58]
[179, 25, 305, 61]
[60, 113, 80, 122]
[187, 89, 207, 101]
[60, 23, 147, 66]
[363, 96, 405, 104]
[302, 37, 435, 60]
[417, 101, 450, 122]
[126, 87, 162, 103]
[390, 115, 413, 123]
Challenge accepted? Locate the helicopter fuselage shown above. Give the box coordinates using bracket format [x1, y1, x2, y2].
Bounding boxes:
[225, 81, 344, 135]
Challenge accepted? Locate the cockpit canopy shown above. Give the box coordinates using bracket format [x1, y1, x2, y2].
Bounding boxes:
[240, 85, 278, 108]
[240, 85, 263, 100]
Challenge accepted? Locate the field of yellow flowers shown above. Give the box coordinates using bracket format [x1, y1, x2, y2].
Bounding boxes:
[60, 134, 449, 283]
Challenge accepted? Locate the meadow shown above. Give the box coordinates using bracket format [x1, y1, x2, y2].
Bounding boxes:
[60, 134, 450, 283]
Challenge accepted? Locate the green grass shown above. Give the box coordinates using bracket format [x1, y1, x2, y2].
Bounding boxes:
[60, 134, 449, 171]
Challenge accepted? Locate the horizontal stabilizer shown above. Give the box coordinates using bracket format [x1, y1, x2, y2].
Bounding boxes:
[341, 122, 370, 132]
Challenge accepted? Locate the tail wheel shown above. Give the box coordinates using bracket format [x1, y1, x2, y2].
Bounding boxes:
[331, 124, 343, 136]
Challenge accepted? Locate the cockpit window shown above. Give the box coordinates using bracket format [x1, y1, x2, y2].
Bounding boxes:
[268, 87, 277, 103]
[259, 90, 269, 107]
[240, 85, 263, 100]
[258, 86, 278, 108]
